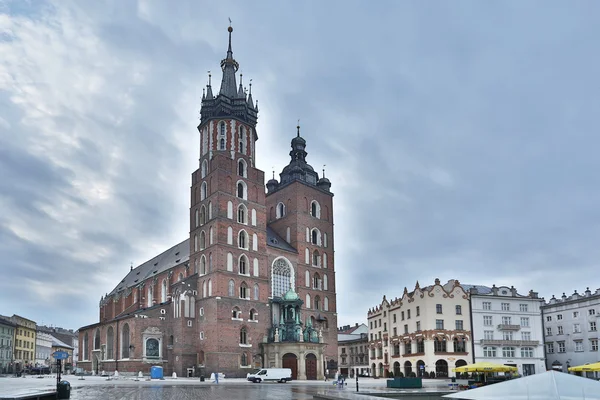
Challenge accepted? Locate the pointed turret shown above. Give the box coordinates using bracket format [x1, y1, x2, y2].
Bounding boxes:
[247, 80, 254, 108]
[205, 72, 214, 100]
[219, 25, 239, 98]
[237, 74, 245, 98]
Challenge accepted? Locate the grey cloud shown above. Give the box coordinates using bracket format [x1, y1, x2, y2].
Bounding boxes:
[2, 0, 600, 330]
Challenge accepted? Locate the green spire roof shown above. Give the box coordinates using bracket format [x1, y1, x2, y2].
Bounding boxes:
[283, 287, 299, 301]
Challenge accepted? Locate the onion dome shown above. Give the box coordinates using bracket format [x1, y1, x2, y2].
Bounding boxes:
[283, 287, 299, 301]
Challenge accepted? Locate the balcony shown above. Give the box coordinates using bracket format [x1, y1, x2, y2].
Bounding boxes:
[480, 339, 540, 346]
[497, 324, 521, 331]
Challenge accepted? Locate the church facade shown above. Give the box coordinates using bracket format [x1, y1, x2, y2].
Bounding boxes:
[77, 26, 338, 379]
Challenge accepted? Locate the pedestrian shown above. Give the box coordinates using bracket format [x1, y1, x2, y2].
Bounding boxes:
[215, 372, 219, 384]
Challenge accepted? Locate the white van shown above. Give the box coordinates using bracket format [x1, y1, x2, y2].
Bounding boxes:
[246, 368, 292, 383]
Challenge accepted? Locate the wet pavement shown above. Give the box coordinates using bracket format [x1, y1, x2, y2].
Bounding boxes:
[0, 375, 452, 400]
[70, 384, 319, 400]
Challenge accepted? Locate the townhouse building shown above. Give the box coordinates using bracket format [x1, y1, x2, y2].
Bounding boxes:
[542, 287, 600, 378]
[470, 285, 545, 376]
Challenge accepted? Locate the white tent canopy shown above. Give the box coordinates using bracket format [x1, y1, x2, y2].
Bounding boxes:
[443, 370, 600, 400]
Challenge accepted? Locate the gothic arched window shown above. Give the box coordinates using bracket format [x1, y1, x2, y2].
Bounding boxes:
[271, 258, 294, 298]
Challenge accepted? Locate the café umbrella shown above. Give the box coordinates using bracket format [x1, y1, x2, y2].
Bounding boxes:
[568, 361, 600, 372]
[453, 362, 518, 373]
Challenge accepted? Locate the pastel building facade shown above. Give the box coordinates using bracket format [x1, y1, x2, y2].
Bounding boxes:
[542, 287, 600, 378]
[470, 285, 546, 376]
[367, 279, 473, 378]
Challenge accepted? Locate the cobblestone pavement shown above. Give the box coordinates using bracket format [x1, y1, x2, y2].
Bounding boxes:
[70, 384, 321, 400]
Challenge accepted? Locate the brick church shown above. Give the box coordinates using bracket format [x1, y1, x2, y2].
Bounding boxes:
[78, 26, 338, 380]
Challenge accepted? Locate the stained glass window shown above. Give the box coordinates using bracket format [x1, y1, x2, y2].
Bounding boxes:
[272, 258, 292, 297]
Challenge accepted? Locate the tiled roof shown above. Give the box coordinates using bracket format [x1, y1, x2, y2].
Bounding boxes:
[266, 226, 297, 253]
[108, 239, 190, 296]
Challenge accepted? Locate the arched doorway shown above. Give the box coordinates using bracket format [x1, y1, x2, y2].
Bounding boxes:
[282, 353, 298, 380]
[404, 361, 412, 376]
[393, 361, 400, 377]
[416, 360, 425, 377]
[455, 360, 467, 377]
[371, 363, 376, 377]
[435, 359, 448, 377]
[378, 363, 384, 377]
[305, 353, 317, 380]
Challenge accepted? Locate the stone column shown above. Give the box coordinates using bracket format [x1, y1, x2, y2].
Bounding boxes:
[425, 338, 436, 373]
[319, 351, 325, 380]
[274, 350, 279, 368]
[298, 351, 306, 380]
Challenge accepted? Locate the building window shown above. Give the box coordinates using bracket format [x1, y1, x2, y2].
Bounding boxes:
[455, 305, 462, 315]
[483, 316, 493, 326]
[239, 255, 247, 275]
[239, 283, 248, 299]
[591, 339, 598, 351]
[254, 284, 259, 301]
[436, 304, 443, 314]
[590, 321, 597, 332]
[573, 311, 579, 318]
[557, 314, 563, 320]
[557, 341, 565, 353]
[521, 347, 534, 358]
[220, 121, 226, 136]
[401, 312, 405, 321]
[546, 327, 552, 336]
[404, 324, 408, 334]
[238, 230, 248, 249]
[228, 280, 235, 297]
[434, 337, 447, 352]
[219, 138, 225, 150]
[250, 309, 257, 321]
[453, 338, 466, 352]
[546, 315, 552, 322]
[590, 309, 597, 316]
[501, 303, 510, 311]
[276, 202, 285, 219]
[520, 317, 530, 327]
[503, 331, 513, 340]
[455, 320, 464, 330]
[393, 314, 397, 323]
[436, 319, 444, 330]
[240, 328, 247, 344]
[310, 200, 321, 218]
[232, 307, 241, 319]
[484, 330, 494, 340]
[483, 346, 496, 357]
[311, 228, 321, 245]
[519, 303, 528, 312]
[521, 331, 531, 341]
[502, 316, 512, 325]
[237, 181, 247, 199]
[416, 321, 421, 331]
[502, 347, 515, 358]
[546, 343, 554, 354]
[573, 323, 581, 333]
[238, 204, 247, 224]
[416, 306, 420, 316]
[557, 326, 564, 335]
[482, 301, 491, 310]
[271, 258, 293, 298]
[407, 309, 411, 319]
[574, 341, 583, 352]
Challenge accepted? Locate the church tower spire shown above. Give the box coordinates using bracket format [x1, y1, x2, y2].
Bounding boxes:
[199, 25, 258, 127]
[219, 25, 239, 98]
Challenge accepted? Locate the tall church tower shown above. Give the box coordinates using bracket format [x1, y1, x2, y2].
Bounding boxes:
[265, 125, 338, 373]
[189, 25, 269, 375]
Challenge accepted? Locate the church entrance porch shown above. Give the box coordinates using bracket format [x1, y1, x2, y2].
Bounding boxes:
[282, 353, 298, 380]
[305, 353, 317, 380]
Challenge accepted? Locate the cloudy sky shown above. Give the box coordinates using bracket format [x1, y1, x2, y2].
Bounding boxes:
[1, 0, 600, 330]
